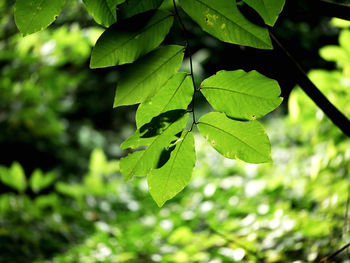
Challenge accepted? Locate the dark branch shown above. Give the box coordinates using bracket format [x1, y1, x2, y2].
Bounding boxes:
[320, 242, 350, 262]
[270, 32, 350, 137]
[314, 0, 350, 21]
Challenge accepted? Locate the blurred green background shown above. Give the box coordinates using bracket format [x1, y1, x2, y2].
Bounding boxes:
[1, 0, 350, 262]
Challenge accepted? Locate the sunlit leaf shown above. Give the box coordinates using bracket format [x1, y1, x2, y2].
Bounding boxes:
[120, 111, 188, 180]
[136, 72, 193, 128]
[148, 131, 195, 207]
[114, 45, 185, 107]
[200, 70, 282, 120]
[243, 0, 285, 26]
[197, 112, 271, 163]
[83, 0, 126, 27]
[179, 0, 272, 49]
[90, 10, 174, 68]
[14, 0, 66, 36]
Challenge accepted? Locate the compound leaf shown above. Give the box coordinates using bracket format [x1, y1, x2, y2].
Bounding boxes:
[120, 111, 188, 181]
[200, 70, 283, 120]
[243, 0, 286, 27]
[179, 0, 272, 49]
[136, 73, 193, 128]
[90, 10, 174, 68]
[83, 0, 125, 27]
[14, 0, 66, 36]
[197, 112, 271, 163]
[148, 131, 195, 207]
[114, 45, 185, 107]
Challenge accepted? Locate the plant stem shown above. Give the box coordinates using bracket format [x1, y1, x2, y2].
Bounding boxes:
[314, 0, 350, 21]
[172, 0, 198, 130]
[270, 32, 350, 137]
[320, 242, 350, 262]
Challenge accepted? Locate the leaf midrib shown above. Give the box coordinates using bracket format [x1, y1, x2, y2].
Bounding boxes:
[160, 132, 188, 200]
[93, 14, 172, 66]
[198, 121, 267, 158]
[127, 116, 185, 178]
[117, 47, 184, 104]
[191, 0, 269, 46]
[201, 86, 278, 99]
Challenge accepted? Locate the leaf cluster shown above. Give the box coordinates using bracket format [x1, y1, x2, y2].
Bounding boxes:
[13, 0, 285, 206]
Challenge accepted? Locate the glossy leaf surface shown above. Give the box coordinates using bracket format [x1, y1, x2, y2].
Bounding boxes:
[136, 73, 193, 128]
[148, 131, 195, 207]
[114, 45, 185, 107]
[243, 0, 286, 26]
[200, 70, 283, 120]
[120, 111, 188, 180]
[197, 112, 271, 163]
[118, 0, 165, 19]
[83, 0, 125, 27]
[90, 10, 174, 68]
[179, 0, 272, 49]
[14, 0, 65, 36]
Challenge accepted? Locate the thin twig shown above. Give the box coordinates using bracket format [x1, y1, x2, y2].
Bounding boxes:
[270, 32, 350, 137]
[208, 225, 264, 261]
[320, 242, 350, 262]
[172, 0, 198, 127]
[314, 0, 350, 21]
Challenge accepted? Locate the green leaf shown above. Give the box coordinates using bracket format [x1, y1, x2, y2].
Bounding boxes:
[243, 0, 286, 26]
[14, 0, 66, 36]
[0, 162, 27, 192]
[148, 131, 195, 207]
[30, 170, 57, 193]
[200, 70, 282, 120]
[114, 45, 185, 107]
[90, 10, 174, 68]
[197, 112, 271, 163]
[83, 0, 126, 27]
[120, 110, 188, 181]
[136, 73, 193, 128]
[118, 0, 165, 19]
[179, 0, 272, 49]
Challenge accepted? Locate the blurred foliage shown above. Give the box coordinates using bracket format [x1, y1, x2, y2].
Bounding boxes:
[1, 22, 350, 261]
[1, 0, 350, 262]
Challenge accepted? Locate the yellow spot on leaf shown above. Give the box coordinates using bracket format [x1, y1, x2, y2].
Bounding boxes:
[221, 23, 226, 29]
[211, 140, 215, 146]
[205, 13, 218, 26]
[134, 34, 140, 39]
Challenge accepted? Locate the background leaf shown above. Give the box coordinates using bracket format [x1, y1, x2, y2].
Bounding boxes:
[120, 111, 188, 180]
[0, 162, 27, 192]
[14, 0, 66, 36]
[200, 70, 282, 120]
[148, 131, 195, 207]
[136, 73, 193, 128]
[30, 170, 57, 194]
[243, 0, 286, 26]
[197, 112, 271, 163]
[114, 45, 185, 107]
[90, 10, 174, 68]
[83, 0, 126, 27]
[179, 0, 272, 49]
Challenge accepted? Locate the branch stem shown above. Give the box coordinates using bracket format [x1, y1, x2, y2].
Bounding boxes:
[172, 0, 198, 128]
[270, 32, 350, 137]
[314, 0, 350, 21]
